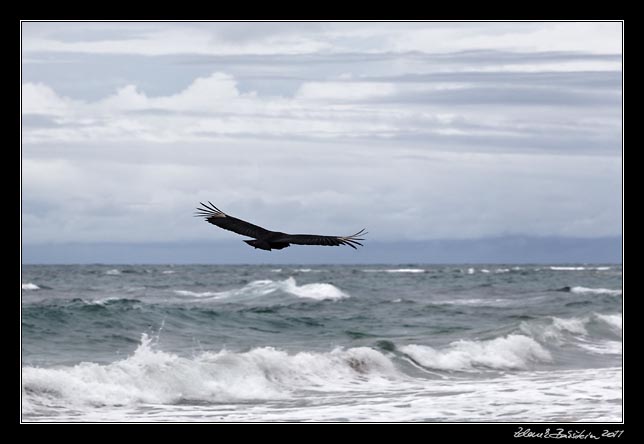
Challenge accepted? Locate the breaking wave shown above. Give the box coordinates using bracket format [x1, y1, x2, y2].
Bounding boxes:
[22, 283, 41, 291]
[173, 277, 348, 301]
[363, 269, 425, 273]
[23, 334, 396, 412]
[569, 286, 622, 296]
[400, 335, 552, 371]
[517, 313, 622, 356]
[595, 313, 622, 332]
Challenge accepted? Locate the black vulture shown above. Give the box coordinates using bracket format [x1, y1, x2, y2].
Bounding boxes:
[195, 202, 366, 251]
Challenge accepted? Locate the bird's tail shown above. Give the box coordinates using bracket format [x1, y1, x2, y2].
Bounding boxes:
[244, 239, 272, 251]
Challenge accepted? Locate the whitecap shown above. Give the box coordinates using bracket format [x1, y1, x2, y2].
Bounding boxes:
[174, 277, 348, 302]
[520, 316, 589, 343]
[576, 340, 622, 355]
[595, 313, 622, 331]
[519, 314, 623, 353]
[362, 268, 425, 273]
[570, 286, 621, 296]
[550, 316, 588, 336]
[401, 335, 552, 372]
[22, 334, 397, 412]
[173, 290, 223, 298]
[22, 283, 40, 291]
[281, 277, 348, 300]
[385, 269, 425, 273]
[435, 298, 508, 306]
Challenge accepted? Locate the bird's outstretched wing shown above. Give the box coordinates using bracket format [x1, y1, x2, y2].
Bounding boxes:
[276, 229, 367, 250]
[195, 202, 273, 239]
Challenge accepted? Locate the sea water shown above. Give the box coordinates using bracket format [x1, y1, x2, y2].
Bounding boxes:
[21, 264, 623, 422]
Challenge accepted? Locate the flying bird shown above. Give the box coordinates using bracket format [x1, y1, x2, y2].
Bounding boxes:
[195, 202, 366, 251]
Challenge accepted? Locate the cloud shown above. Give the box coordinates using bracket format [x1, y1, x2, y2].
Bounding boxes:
[21, 82, 80, 116]
[22, 24, 332, 56]
[21, 145, 622, 244]
[21, 23, 622, 247]
[22, 22, 622, 57]
[22, 73, 401, 142]
[21, 68, 621, 157]
[383, 22, 622, 55]
[295, 81, 397, 101]
[99, 72, 245, 112]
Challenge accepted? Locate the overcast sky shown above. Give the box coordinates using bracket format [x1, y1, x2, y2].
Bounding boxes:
[21, 21, 622, 261]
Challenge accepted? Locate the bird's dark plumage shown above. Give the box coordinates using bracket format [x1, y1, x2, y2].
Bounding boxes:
[195, 202, 366, 251]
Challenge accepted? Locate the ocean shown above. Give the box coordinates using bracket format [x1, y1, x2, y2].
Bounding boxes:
[21, 264, 623, 422]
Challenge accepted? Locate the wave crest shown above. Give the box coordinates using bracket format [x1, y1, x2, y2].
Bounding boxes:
[22, 334, 395, 411]
[570, 286, 622, 296]
[22, 283, 40, 291]
[518, 313, 622, 355]
[174, 277, 348, 301]
[363, 268, 425, 273]
[400, 335, 552, 371]
[595, 313, 622, 331]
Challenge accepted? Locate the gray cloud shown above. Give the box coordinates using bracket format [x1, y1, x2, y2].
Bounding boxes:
[21, 22, 623, 254]
[22, 115, 61, 128]
[372, 86, 620, 107]
[363, 70, 621, 89]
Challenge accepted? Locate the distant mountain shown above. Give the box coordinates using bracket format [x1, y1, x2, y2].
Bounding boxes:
[22, 236, 622, 264]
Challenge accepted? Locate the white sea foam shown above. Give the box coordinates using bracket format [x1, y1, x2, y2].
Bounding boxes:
[22, 335, 397, 412]
[576, 340, 622, 355]
[400, 335, 552, 371]
[284, 278, 348, 300]
[595, 313, 622, 331]
[570, 286, 621, 296]
[551, 316, 588, 335]
[23, 363, 622, 422]
[22, 283, 40, 291]
[173, 290, 223, 298]
[85, 296, 127, 305]
[21, 336, 622, 422]
[385, 269, 425, 273]
[362, 268, 425, 273]
[520, 315, 589, 343]
[105, 269, 121, 275]
[161, 270, 175, 274]
[435, 298, 508, 306]
[174, 277, 348, 301]
[518, 313, 622, 355]
[467, 268, 475, 275]
[544, 313, 622, 355]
